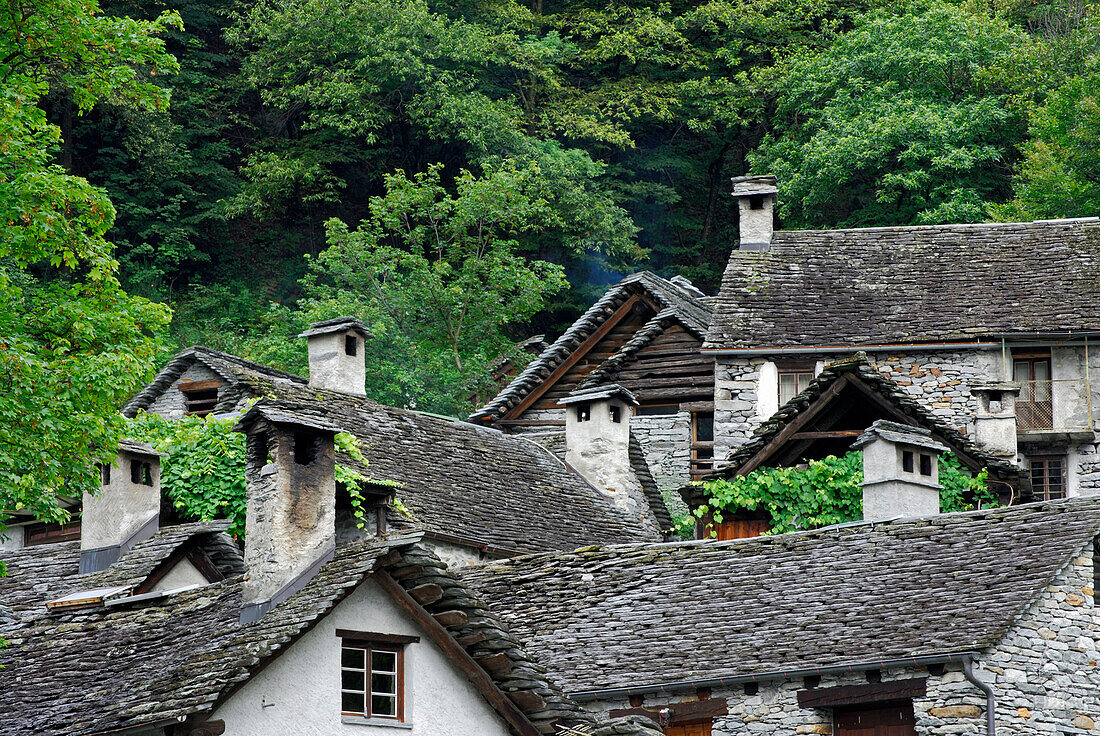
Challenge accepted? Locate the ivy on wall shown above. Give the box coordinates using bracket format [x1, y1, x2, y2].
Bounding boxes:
[683, 451, 998, 537]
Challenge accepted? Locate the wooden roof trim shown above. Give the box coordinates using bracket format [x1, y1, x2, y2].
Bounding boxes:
[502, 293, 647, 420]
[373, 572, 542, 736]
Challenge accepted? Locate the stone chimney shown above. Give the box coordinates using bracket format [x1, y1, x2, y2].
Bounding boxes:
[235, 403, 339, 623]
[851, 420, 948, 520]
[298, 316, 373, 396]
[80, 440, 165, 574]
[970, 383, 1020, 461]
[560, 385, 648, 517]
[731, 174, 778, 251]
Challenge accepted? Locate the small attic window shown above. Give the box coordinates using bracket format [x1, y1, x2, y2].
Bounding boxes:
[919, 454, 933, 476]
[180, 379, 221, 416]
[610, 404, 622, 423]
[576, 404, 591, 422]
[345, 335, 357, 356]
[294, 430, 322, 465]
[130, 460, 153, 486]
[902, 450, 914, 474]
[749, 194, 765, 210]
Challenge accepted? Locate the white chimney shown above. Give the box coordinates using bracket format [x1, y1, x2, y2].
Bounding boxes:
[80, 440, 165, 574]
[236, 403, 339, 622]
[970, 383, 1020, 461]
[731, 175, 778, 251]
[851, 420, 948, 520]
[298, 316, 372, 396]
[560, 385, 648, 516]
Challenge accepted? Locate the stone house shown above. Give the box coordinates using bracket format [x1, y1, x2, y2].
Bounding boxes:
[471, 271, 717, 500]
[706, 175, 1100, 502]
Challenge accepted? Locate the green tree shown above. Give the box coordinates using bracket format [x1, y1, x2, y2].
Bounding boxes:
[0, 0, 177, 522]
[750, 2, 1030, 228]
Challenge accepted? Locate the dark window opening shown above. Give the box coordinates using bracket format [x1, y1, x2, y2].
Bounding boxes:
[610, 405, 622, 423]
[636, 404, 679, 416]
[748, 194, 764, 210]
[341, 639, 404, 721]
[576, 404, 591, 422]
[1030, 455, 1066, 500]
[180, 379, 222, 417]
[919, 454, 932, 476]
[294, 430, 322, 465]
[99, 463, 111, 485]
[24, 520, 82, 546]
[345, 335, 358, 356]
[692, 412, 715, 480]
[902, 450, 914, 473]
[130, 460, 153, 486]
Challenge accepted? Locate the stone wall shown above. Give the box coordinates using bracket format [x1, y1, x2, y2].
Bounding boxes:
[630, 412, 692, 502]
[147, 362, 222, 418]
[581, 535, 1100, 736]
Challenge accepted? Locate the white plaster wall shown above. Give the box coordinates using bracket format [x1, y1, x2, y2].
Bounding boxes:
[0, 525, 24, 551]
[81, 450, 160, 550]
[307, 331, 366, 396]
[737, 199, 774, 247]
[212, 578, 514, 736]
[150, 558, 208, 592]
[756, 362, 779, 419]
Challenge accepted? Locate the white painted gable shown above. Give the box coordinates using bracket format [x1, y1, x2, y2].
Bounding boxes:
[211, 577, 513, 736]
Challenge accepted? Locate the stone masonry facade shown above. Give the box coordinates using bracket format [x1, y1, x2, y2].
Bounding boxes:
[582, 536, 1100, 736]
[147, 362, 222, 418]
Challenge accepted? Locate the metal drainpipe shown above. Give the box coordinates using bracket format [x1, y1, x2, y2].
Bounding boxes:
[962, 657, 996, 736]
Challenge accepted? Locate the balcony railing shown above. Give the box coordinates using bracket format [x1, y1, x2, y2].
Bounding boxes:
[1014, 379, 1094, 432]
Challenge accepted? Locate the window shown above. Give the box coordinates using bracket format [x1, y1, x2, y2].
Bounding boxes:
[24, 520, 82, 546]
[575, 404, 591, 422]
[902, 450, 914, 473]
[130, 460, 153, 486]
[1030, 455, 1066, 500]
[99, 463, 111, 485]
[919, 453, 932, 476]
[345, 335, 358, 356]
[691, 412, 714, 480]
[748, 194, 764, 210]
[610, 404, 622, 423]
[338, 631, 417, 722]
[1013, 349, 1053, 429]
[179, 379, 221, 416]
[778, 362, 815, 405]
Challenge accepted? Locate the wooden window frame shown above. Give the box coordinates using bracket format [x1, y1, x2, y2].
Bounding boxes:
[777, 361, 816, 405]
[179, 379, 221, 417]
[337, 631, 417, 722]
[1029, 455, 1067, 500]
[691, 411, 715, 480]
[23, 519, 82, 546]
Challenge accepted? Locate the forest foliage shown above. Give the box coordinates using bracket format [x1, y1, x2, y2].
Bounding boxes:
[15, 0, 1100, 437]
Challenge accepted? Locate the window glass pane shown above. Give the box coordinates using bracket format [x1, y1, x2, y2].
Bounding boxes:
[342, 692, 365, 714]
[779, 374, 797, 404]
[343, 670, 365, 691]
[1033, 360, 1051, 382]
[372, 650, 397, 673]
[1013, 360, 1030, 382]
[371, 694, 398, 717]
[372, 673, 397, 695]
[342, 647, 364, 669]
[796, 371, 814, 393]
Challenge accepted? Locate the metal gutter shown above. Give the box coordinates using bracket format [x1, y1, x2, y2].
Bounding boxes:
[703, 342, 1002, 356]
[962, 656, 996, 736]
[569, 652, 982, 701]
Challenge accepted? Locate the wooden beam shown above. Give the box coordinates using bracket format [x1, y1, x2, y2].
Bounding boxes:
[373, 572, 542, 736]
[610, 698, 728, 725]
[797, 678, 926, 709]
[789, 430, 863, 439]
[737, 374, 855, 476]
[503, 294, 645, 419]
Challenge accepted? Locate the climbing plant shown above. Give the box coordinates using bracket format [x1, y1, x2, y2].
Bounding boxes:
[682, 451, 997, 537]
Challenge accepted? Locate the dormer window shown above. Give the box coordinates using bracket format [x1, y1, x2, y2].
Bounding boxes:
[345, 335, 358, 356]
[179, 379, 221, 416]
[338, 630, 417, 724]
[130, 460, 153, 486]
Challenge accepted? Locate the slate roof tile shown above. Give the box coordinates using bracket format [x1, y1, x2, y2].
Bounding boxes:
[458, 496, 1100, 694]
[706, 218, 1100, 350]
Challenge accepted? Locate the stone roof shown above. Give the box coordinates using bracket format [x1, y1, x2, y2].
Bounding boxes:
[123, 345, 306, 417]
[472, 271, 713, 423]
[0, 530, 660, 736]
[118, 438, 166, 457]
[459, 496, 1100, 694]
[560, 383, 639, 407]
[851, 420, 950, 453]
[219, 380, 663, 553]
[705, 218, 1100, 350]
[297, 315, 373, 339]
[685, 355, 1022, 507]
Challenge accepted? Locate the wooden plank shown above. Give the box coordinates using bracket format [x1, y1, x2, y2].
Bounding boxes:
[797, 678, 926, 709]
[610, 697, 728, 725]
[373, 572, 542, 736]
[504, 294, 647, 418]
[335, 629, 421, 645]
[790, 430, 864, 439]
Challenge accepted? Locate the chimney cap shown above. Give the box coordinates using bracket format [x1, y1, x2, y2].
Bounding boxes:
[118, 438, 167, 458]
[731, 174, 778, 197]
[850, 420, 949, 453]
[297, 316, 372, 340]
[234, 401, 345, 435]
[559, 383, 639, 407]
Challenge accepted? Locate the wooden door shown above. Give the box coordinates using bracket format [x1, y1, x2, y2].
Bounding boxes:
[665, 723, 712, 736]
[834, 704, 916, 736]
